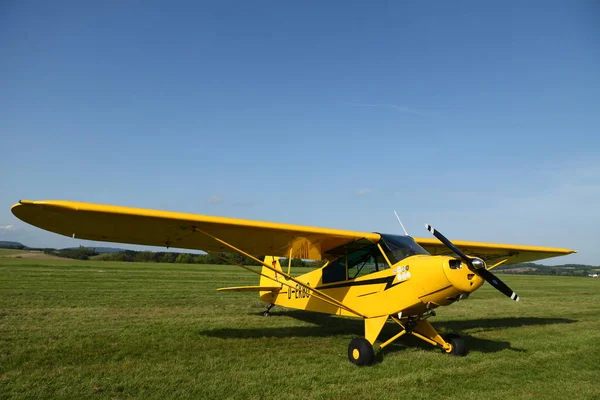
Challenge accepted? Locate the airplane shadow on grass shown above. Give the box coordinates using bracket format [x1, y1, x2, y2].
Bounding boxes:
[199, 310, 576, 355]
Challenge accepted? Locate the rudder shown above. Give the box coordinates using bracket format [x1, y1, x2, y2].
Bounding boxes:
[259, 256, 284, 303]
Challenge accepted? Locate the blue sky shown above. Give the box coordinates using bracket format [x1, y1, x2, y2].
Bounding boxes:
[1, 1, 598, 264]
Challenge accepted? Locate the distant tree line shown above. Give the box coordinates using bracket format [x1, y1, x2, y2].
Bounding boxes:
[44, 246, 99, 260]
[44, 245, 326, 268]
[96, 251, 327, 268]
[95, 250, 267, 265]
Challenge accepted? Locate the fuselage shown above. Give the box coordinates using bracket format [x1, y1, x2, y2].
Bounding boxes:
[261, 254, 484, 318]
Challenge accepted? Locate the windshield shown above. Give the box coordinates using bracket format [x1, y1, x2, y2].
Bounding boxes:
[379, 234, 429, 264]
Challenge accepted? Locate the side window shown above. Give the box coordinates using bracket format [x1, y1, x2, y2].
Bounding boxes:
[374, 252, 391, 270]
[348, 255, 381, 279]
[321, 242, 391, 284]
[322, 260, 347, 284]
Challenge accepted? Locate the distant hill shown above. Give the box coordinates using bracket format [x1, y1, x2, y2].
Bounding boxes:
[0, 241, 127, 254]
[0, 241, 28, 249]
[496, 262, 599, 271]
[495, 262, 599, 277]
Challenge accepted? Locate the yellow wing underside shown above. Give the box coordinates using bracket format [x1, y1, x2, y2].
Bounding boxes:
[417, 238, 575, 267]
[11, 200, 380, 260]
[11, 200, 575, 266]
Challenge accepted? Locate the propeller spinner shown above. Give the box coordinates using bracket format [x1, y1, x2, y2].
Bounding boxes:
[425, 224, 520, 302]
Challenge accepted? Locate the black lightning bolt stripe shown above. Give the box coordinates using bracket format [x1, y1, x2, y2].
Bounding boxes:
[316, 275, 405, 291]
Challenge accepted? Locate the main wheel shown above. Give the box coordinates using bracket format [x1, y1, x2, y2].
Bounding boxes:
[443, 333, 468, 356]
[348, 338, 375, 366]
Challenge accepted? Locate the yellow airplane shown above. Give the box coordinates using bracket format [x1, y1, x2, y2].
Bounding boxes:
[11, 200, 575, 365]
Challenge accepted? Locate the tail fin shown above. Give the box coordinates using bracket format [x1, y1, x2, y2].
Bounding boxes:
[260, 256, 283, 287]
[258, 256, 284, 303]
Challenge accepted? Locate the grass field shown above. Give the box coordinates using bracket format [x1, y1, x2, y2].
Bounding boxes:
[1, 254, 599, 399]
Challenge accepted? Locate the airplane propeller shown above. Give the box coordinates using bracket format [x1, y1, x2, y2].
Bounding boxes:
[425, 224, 520, 302]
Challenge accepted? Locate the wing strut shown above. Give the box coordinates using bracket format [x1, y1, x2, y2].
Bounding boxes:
[487, 254, 517, 270]
[196, 229, 367, 318]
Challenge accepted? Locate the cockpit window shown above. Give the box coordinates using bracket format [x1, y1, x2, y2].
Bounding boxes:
[379, 234, 429, 264]
[321, 240, 390, 284]
[347, 254, 388, 279]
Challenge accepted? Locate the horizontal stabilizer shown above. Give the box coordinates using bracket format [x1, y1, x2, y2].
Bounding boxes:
[217, 286, 281, 292]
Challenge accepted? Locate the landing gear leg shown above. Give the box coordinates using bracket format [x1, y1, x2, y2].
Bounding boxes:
[262, 303, 274, 317]
[403, 318, 468, 356]
[348, 314, 468, 364]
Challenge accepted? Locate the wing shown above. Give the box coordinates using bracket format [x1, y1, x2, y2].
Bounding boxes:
[415, 237, 575, 268]
[11, 200, 380, 260]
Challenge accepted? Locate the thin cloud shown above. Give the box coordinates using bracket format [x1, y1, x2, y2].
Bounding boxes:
[349, 103, 433, 117]
[357, 188, 372, 196]
[208, 196, 223, 205]
[232, 200, 259, 207]
[0, 225, 15, 230]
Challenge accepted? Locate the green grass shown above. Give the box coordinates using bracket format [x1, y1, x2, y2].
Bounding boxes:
[1, 258, 599, 399]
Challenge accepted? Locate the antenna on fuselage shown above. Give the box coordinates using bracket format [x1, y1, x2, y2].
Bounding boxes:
[393, 210, 409, 236]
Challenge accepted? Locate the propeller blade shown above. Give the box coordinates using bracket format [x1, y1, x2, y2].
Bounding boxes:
[478, 268, 520, 302]
[425, 224, 472, 266]
[425, 223, 520, 302]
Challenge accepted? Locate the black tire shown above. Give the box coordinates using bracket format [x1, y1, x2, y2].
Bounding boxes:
[443, 334, 468, 356]
[348, 337, 375, 366]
